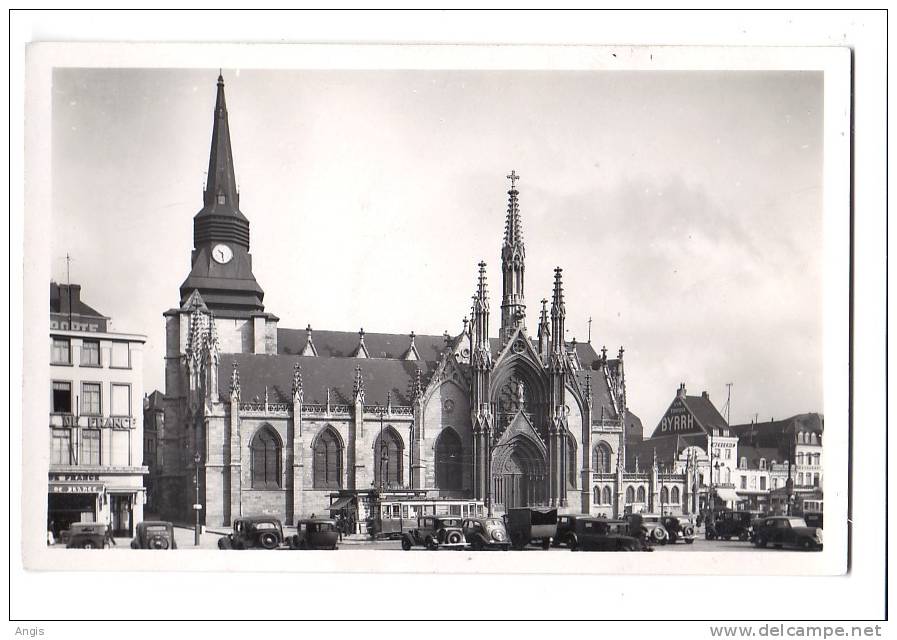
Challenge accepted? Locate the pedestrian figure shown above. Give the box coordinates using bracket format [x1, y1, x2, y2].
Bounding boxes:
[105, 524, 117, 546]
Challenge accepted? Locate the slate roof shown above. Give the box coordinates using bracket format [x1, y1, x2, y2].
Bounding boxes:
[736, 444, 782, 470]
[683, 395, 729, 433]
[624, 409, 644, 445]
[50, 283, 106, 319]
[144, 390, 165, 411]
[729, 413, 823, 458]
[224, 327, 617, 414]
[222, 352, 437, 406]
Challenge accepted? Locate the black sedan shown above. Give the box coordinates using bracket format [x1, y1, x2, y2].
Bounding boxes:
[753, 516, 823, 551]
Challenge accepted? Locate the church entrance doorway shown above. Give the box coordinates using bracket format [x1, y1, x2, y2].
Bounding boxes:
[491, 436, 547, 511]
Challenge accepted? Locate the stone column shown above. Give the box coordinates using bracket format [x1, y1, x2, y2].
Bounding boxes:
[290, 399, 303, 524]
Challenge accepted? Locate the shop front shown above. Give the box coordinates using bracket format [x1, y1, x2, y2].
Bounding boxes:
[47, 477, 104, 538]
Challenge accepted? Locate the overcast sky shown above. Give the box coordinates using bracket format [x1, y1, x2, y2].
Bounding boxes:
[51, 68, 823, 430]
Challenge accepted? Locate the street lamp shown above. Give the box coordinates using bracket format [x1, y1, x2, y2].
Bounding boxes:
[193, 451, 202, 547]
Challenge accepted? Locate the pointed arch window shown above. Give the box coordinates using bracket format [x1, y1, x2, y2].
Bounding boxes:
[566, 436, 577, 488]
[435, 429, 463, 491]
[602, 485, 612, 505]
[592, 442, 612, 473]
[593, 486, 600, 504]
[671, 486, 681, 504]
[313, 427, 343, 489]
[625, 486, 635, 504]
[636, 486, 646, 503]
[374, 427, 404, 489]
[660, 486, 670, 505]
[250, 426, 282, 489]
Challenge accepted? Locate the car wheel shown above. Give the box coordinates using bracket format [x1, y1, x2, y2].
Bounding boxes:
[542, 538, 552, 550]
[739, 532, 749, 541]
[706, 532, 715, 541]
[800, 538, 813, 551]
[401, 537, 412, 551]
[446, 531, 463, 545]
[426, 537, 438, 551]
[567, 535, 578, 551]
[259, 532, 279, 550]
[755, 535, 768, 548]
[82, 540, 96, 550]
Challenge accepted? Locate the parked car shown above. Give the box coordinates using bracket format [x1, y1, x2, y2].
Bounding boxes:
[401, 516, 467, 551]
[662, 516, 696, 544]
[505, 507, 558, 550]
[130, 521, 177, 550]
[707, 510, 763, 541]
[287, 519, 340, 550]
[802, 511, 824, 529]
[217, 516, 285, 550]
[461, 517, 511, 550]
[753, 516, 823, 551]
[571, 517, 652, 552]
[632, 513, 669, 545]
[554, 514, 588, 548]
[65, 523, 113, 549]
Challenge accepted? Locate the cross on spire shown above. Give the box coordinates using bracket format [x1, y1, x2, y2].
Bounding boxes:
[507, 170, 520, 190]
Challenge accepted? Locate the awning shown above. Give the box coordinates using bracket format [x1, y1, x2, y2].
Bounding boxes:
[713, 487, 742, 503]
[327, 496, 355, 512]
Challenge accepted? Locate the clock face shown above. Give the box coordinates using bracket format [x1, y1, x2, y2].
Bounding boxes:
[212, 244, 233, 264]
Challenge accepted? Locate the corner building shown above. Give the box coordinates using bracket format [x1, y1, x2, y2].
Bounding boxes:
[158, 75, 634, 527]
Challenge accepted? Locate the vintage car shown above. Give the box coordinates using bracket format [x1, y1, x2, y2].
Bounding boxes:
[571, 517, 653, 552]
[287, 519, 340, 550]
[662, 516, 696, 544]
[401, 516, 467, 550]
[65, 523, 113, 549]
[753, 516, 823, 551]
[461, 517, 511, 550]
[707, 510, 762, 541]
[129, 521, 177, 550]
[554, 513, 589, 548]
[630, 513, 669, 545]
[505, 507, 558, 550]
[217, 516, 285, 550]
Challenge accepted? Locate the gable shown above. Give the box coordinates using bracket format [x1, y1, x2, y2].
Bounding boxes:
[653, 397, 706, 437]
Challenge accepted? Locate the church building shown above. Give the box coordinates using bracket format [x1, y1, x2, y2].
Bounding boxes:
[156, 74, 639, 528]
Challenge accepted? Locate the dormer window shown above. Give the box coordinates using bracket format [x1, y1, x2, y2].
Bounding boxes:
[759, 458, 767, 470]
[739, 456, 747, 469]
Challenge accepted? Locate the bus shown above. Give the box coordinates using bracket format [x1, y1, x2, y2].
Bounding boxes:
[369, 494, 486, 539]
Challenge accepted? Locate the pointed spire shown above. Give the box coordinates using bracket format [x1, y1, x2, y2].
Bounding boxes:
[230, 360, 240, 399]
[584, 373, 593, 408]
[476, 261, 489, 304]
[352, 365, 365, 404]
[292, 362, 303, 402]
[550, 267, 566, 354]
[203, 72, 240, 214]
[503, 170, 524, 251]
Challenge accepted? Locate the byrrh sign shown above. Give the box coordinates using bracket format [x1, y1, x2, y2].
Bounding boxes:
[659, 402, 700, 434]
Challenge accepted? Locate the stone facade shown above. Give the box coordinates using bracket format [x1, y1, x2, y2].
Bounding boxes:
[154, 74, 648, 528]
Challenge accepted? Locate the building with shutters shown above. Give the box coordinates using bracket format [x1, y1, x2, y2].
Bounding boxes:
[48, 283, 147, 538]
[155, 73, 646, 529]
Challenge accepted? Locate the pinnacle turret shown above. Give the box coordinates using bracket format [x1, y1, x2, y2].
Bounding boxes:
[500, 170, 526, 344]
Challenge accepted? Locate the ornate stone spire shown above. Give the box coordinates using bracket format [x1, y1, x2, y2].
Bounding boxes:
[410, 366, 423, 402]
[471, 261, 492, 369]
[584, 373, 593, 408]
[500, 170, 526, 344]
[230, 360, 240, 399]
[550, 267, 566, 360]
[291, 362, 303, 402]
[352, 365, 365, 404]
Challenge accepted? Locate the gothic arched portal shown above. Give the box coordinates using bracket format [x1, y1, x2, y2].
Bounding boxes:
[490, 435, 547, 509]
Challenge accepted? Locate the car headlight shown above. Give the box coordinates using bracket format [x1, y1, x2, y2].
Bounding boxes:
[491, 530, 505, 542]
[815, 530, 823, 541]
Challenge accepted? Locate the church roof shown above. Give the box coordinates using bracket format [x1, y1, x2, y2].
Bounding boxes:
[223, 352, 437, 406]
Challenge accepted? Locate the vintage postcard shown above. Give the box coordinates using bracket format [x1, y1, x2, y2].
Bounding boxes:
[21, 42, 850, 578]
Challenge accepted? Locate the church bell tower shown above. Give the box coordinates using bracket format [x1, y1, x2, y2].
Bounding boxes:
[179, 73, 266, 314]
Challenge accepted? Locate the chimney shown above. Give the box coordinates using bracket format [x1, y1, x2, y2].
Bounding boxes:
[676, 383, 686, 399]
[702, 391, 709, 400]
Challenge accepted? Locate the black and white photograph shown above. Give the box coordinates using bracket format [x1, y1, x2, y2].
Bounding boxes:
[10, 9, 887, 627]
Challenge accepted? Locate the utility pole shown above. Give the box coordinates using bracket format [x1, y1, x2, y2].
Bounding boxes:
[587, 316, 592, 344]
